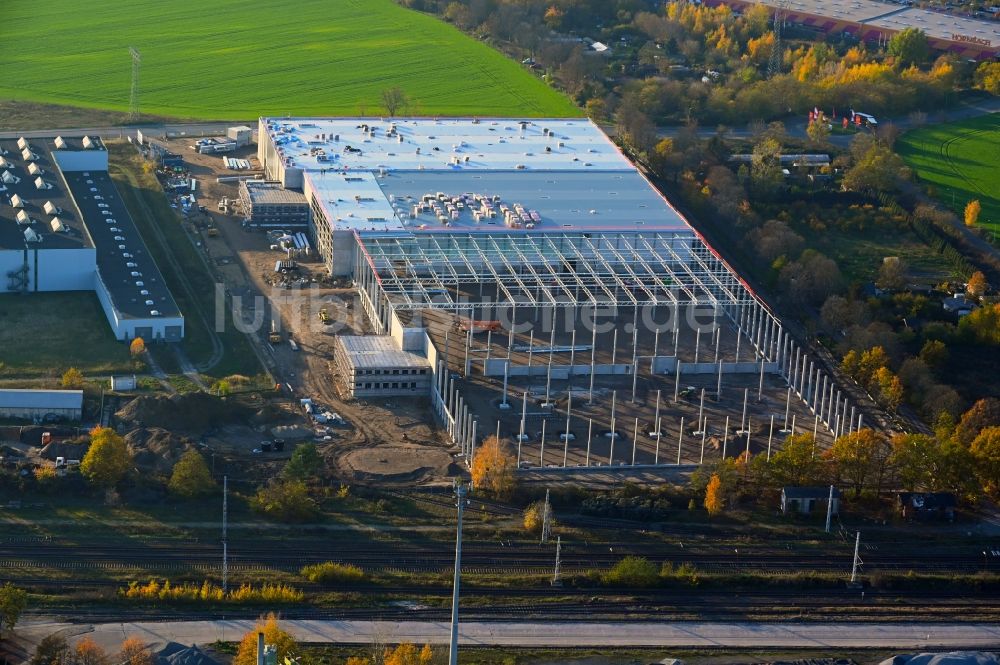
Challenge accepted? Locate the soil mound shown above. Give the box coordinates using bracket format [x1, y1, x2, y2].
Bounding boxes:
[116, 393, 253, 433]
[126, 427, 194, 474]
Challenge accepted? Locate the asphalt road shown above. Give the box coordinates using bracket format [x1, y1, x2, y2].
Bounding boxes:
[16, 618, 1000, 650]
[0, 122, 240, 141]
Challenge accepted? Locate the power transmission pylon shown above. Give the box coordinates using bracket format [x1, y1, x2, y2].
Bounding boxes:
[767, 0, 788, 79]
[129, 47, 141, 122]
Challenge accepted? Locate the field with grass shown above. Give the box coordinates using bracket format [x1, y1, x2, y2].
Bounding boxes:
[897, 113, 1000, 237]
[0, 0, 578, 120]
[0, 292, 133, 378]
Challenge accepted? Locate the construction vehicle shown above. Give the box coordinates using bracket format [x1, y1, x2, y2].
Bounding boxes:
[268, 318, 282, 344]
[318, 308, 332, 325]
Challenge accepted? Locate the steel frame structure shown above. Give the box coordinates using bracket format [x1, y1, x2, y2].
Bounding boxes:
[354, 231, 756, 317]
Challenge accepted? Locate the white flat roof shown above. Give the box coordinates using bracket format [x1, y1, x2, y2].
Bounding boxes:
[263, 117, 634, 172]
[275, 117, 693, 235]
[306, 170, 406, 233]
[337, 335, 429, 370]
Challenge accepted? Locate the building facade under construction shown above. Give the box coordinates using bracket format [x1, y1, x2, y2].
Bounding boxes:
[258, 117, 862, 469]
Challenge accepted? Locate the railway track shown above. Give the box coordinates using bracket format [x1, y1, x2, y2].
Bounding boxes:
[0, 540, 990, 575]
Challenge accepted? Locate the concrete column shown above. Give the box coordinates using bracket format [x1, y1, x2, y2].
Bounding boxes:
[803, 363, 813, 410]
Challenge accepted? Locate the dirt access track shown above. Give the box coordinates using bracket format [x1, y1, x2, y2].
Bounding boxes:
[154, 136, 457, 485]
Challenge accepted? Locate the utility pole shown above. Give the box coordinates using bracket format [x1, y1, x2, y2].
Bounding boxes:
[448, 482, 469, 665]
[551, 536, 562, 587]
[541, 488, 552, 544]
[222, 475, 228, 593]
[128, 47, 141, 122]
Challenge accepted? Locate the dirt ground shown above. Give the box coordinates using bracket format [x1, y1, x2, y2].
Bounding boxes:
[152, 137, 455, 485]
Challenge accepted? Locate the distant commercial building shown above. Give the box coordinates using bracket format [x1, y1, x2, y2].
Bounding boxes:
[708, 0, 1000, 59]
[238, 181, 309, 228]
[1, 136, 184, 341]
[0, 389, 83, 421]
[333, 335, 431, 398]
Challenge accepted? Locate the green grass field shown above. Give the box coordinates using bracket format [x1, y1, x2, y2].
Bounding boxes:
[1, 0, 577, 120]
[897, 114, 1000, 237]
[0, 292, 133, 379]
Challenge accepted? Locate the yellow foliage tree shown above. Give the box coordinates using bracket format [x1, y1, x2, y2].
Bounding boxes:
[704, 473, 724, 516]
[233, 614, 298, 665]
[75, 638, 110, 665]
[81, 427, 132, 489]
[61, 367, 84, 389]
[168, 449, 216, 498]
[119, 637, 153, 665]
[967, 271, 989, 298]
[965, 200, 981, 227]
[130, 337, 146, 357]
[469, 435, 516, 499]
[383, 643, 432, 665]
[523, 501, 545, 534]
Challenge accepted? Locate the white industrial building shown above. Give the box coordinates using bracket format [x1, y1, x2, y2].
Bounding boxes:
[333, 335, 431, 398]
[1, 136, 183, 342]
[0, 389, 83, 421]
[258, 117, 858, 467]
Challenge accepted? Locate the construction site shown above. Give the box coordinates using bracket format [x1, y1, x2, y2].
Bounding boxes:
[252, 117, 862, 472]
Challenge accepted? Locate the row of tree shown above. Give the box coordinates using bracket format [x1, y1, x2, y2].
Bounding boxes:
[700, 397, 1000, 515]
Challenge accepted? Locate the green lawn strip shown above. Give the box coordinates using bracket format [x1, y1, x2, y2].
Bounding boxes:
[0, 292, 133, 379]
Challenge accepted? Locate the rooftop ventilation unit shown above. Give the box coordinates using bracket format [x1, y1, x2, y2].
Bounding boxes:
[28, 163, 43, 176]
[54, 136, 68, 150]
[82, 136, 96, 149]
[16, 210, 31, 225]
[35, 177, 51, 190]
[50, 217, 65, 233]
[43, 200, 58, 215]
[23, 227, 41, 243]
[22, 148, 37, 161]
[16, 137, 28, 150]
[10, 193, 24, 208]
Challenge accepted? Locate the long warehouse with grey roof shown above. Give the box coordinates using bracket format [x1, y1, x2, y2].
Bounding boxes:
[1, 136, 183, 342]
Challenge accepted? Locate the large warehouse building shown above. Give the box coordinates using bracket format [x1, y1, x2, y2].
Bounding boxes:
[1, 136, 183, 342]
[259, 117, 860, 468]
[708, 0, 999, 59]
